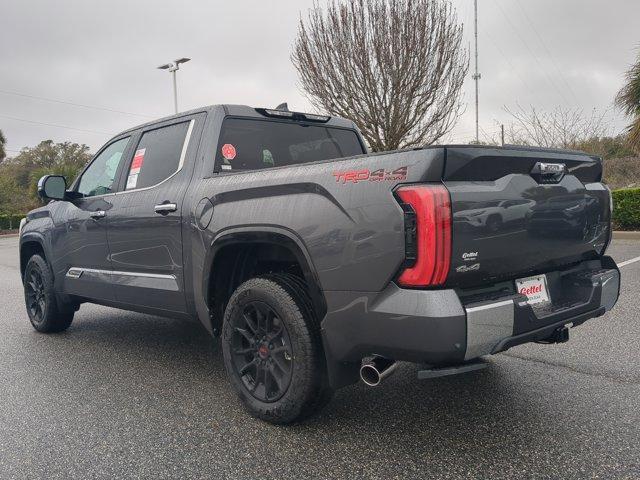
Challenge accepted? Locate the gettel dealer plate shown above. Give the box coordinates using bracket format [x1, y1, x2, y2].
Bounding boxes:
[515, 274, 550, 305]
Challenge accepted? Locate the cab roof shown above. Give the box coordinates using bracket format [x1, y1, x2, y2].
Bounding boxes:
[119, 104, 357, 136]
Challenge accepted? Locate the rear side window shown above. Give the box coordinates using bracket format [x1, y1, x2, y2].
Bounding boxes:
[125, 121, 190, 190]
[216, 118, 364, 171]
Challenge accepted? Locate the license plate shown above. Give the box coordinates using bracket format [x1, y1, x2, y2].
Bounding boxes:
[515, 274, 550, 305]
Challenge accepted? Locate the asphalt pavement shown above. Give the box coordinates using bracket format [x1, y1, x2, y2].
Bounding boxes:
[0, 236, 638, 479]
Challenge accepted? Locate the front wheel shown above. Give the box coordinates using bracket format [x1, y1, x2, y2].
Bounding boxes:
[23, 254, 74, 333]
[221, 275, 332, 424]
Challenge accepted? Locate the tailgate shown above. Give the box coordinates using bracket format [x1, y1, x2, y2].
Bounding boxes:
[443, 146, 611, 288]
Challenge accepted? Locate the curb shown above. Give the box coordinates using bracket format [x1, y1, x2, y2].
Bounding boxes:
[612, 231, 640, 240]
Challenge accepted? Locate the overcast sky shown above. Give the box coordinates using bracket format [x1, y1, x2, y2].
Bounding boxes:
[1, 0, 638, 155]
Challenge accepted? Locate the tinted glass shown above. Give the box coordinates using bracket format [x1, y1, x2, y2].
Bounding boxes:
[77, 137, 130, 197]
[216, 118, 364, 171]
[125, 122, 189, 190]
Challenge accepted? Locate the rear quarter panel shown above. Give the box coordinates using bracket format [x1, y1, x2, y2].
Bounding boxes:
[186, 148, 445, 316]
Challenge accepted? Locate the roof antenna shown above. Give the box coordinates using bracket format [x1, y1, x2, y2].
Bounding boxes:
[275, 102, 289, 111]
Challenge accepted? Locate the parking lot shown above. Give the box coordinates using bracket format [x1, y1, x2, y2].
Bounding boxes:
[0, 235, 638, 479]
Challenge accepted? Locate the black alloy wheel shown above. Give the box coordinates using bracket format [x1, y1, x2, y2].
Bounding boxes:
[229, 300, 293, 402]
[25, 264, 47, 325]
[23, 254, 74, 333]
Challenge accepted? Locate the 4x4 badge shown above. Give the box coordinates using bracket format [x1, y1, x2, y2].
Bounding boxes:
[456, 263, 480, 273]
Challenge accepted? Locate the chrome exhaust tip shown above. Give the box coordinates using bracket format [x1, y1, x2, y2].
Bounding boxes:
[360, 356, 397, 387]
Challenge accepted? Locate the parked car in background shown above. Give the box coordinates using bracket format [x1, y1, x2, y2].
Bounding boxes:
[454, 198, 535, 233]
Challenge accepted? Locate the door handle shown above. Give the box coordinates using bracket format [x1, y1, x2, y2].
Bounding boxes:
[154, 203, 177, 214]
[90, 210, 106, 219]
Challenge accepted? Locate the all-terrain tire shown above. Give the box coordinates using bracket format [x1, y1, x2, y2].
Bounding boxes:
[221, 274, 333, 424]
[23, 254, 74, 333]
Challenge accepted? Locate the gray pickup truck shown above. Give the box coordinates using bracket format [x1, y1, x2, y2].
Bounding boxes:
[20, 104, 619, 423]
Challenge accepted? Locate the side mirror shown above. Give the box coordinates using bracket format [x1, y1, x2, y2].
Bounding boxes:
[37, 175, 67, 201]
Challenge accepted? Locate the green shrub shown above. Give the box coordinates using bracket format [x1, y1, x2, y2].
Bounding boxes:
[612, 188, 640, 230]
[0, 214, 25, 231]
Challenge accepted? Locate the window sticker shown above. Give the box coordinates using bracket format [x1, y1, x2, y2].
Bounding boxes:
[126, 148, 146, 189]
[130, 148, 145, 174]
[221, 143, 237, 161]
[126, 174, 138, 190]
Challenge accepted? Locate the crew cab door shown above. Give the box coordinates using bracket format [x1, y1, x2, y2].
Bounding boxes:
[105, 114, 204, 314]
[53, 135, 133, 301]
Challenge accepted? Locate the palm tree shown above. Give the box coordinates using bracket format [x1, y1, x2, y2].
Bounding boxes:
[616, 51, 640, 152]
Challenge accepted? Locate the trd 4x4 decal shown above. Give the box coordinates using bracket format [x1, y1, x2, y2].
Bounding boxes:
[333, 166, 408, 184]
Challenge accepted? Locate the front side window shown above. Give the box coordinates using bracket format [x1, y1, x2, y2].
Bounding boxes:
[125, 122, 190, 190]
[77, 137, 130, 197]
[216, 118, 365, 171]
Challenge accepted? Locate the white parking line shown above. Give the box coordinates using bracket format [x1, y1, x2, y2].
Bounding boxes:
[618, 255, 640, 268]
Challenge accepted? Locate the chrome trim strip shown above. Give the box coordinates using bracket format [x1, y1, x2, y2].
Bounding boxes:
[66, 268, 83, 279]
[465, 299, 515, 361]
[466, 300, 513, 312]
[115, 118, 195, 196]
[177, 119, 194, 170]
[66, 267, 175, 280]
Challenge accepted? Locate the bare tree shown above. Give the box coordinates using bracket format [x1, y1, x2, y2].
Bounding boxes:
[292, 0, 468, 152]
[502, 105, 610, 149]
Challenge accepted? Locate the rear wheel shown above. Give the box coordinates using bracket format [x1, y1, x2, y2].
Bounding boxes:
[23, 254, 74, 333]
[221, 275, 332, 424]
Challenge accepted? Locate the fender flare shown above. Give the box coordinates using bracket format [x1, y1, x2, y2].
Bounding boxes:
[202, 225, 326, 322]
[19, 232, 50, 278]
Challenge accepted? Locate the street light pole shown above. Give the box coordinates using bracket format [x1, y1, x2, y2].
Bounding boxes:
[171, 69, 178, 114]
[157, 58, 190, 114]
[473, 0, 481, 144]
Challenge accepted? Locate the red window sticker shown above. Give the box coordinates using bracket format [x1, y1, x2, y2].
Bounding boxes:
[130, 148, 145, 174]
[221, 143, 237, 161]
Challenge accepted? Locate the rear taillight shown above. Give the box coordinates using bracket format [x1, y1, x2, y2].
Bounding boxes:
[395, 185, 451, 287]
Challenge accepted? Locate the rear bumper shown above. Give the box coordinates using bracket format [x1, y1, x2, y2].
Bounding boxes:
[321, 256, 620, 388]
[467, 258, 619, 359]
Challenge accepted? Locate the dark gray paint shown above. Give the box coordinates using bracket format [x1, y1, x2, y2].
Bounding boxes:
[19, 105, 620, 388]
[52, 196, 116, 302]
[105, 114, 205, 313]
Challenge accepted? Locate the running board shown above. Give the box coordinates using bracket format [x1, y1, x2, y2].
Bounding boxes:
[417, 361, 487, 380]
